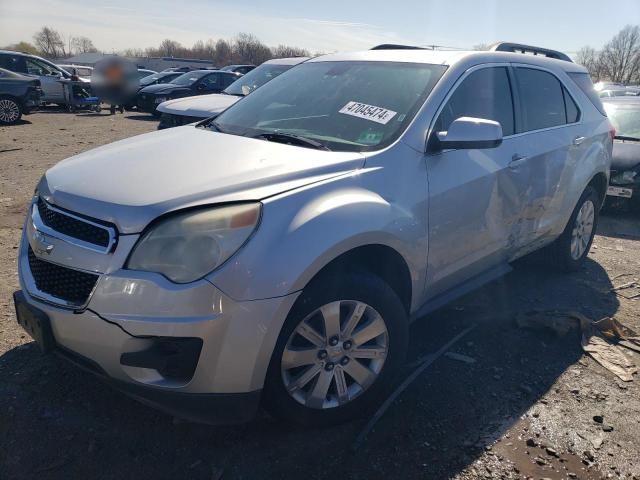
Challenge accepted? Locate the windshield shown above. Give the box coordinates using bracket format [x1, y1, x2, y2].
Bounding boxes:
[140, 72, 178, 86]
[170, 71, 209, 86]
[604, 103, 640, 139]
[212, 61, 446, 152]
[224, 63, 295, 96]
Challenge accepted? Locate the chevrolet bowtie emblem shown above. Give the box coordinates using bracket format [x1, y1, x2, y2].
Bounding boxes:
[32, 229, 54, 255]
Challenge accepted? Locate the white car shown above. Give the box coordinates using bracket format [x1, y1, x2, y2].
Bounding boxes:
[57, 64, 94, 81]
[156, 57, 308, 129]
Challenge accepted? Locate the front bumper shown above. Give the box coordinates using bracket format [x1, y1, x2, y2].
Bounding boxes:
[136, 94, 164, 113]
[16, 203, 300, 423]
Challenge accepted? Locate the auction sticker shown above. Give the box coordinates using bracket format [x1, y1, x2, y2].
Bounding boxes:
[339, 101, 397, 125]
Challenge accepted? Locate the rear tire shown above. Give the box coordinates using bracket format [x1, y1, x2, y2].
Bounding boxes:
[263, 272, 408, 427]
[548, 185, 600, 272]
[0, 96, 22, 124]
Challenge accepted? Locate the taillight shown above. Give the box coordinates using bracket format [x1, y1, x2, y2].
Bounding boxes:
[609, 124, 616, 141]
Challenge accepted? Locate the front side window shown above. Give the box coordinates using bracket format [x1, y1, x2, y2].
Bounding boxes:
[516, 67, 566, 131]
[434, 67, 515, 136]
[25, 58, 57, 76]
[211, 61, 447, 152]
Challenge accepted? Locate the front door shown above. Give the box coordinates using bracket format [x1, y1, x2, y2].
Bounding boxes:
[24, 57, 65, 103]
[424, 65, 523, 299]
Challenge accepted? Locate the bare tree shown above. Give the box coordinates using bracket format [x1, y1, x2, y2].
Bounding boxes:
[33, 26, 66, 58]
[214, 39, 233, 66]
[234, 33, 272, 64]
[157, 39, 183, 57]
[70, 36, 97, 54]
[272, 45, 310, 58]
[575, 46, 604, 81]
[122, 47, 145, 58]
[599, 25, 640, 84]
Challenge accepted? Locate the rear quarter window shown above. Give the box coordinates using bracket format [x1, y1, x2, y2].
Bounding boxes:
[568, 72, 607, 116]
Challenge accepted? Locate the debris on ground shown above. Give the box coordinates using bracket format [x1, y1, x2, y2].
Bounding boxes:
[517, 311, 640, 381]
[444, 352, 476, 364]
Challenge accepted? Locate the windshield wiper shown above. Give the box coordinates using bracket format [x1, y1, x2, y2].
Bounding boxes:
[200, 119, 227, 133]
[615, 135, 640, 142]
[252, 132, 331, 151]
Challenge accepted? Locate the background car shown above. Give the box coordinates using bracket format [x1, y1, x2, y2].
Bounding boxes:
[57, 64, 94, 81]
[0, 67, 42, 124]
[0, 50, 75, 104]
[157, 57, 307, 128]
[137, 69, 241, 115]
[220, 64, 256, 74]
[599, 87, 640, 97]
[135, 68, 157, 80]
[602, 96, 640, 210]
[122, 71, 183, 110]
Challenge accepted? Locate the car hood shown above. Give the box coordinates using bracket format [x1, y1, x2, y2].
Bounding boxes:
[157, 93, 240, 117]
[612, 141, 640, 170]
[40, 126, 365, 233]
[139, 83, 187, 95]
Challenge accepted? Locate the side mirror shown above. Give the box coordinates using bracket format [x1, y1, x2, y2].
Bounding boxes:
[433, 117, 503, 151]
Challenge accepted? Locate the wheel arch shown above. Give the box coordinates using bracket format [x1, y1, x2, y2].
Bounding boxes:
[588, 171, 608, 208]
[301, 244, 413, 315]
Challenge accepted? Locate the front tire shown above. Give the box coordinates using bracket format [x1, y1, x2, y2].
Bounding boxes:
[263, 272, 408, 426]
[549, 185, 600, 272]
[0, 96, 22, 124]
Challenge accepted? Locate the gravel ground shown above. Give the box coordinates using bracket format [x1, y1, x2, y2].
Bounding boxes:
[1, 110, 640, 480]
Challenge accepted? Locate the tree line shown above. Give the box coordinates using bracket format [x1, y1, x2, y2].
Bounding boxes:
[575, 25, 640, 84]
[2, 27, 312, 66]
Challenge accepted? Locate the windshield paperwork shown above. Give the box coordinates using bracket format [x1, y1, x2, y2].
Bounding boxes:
[223, 63, 294, 96]
[210, 61, 446, 152]
[170, 70, 210, 86]
[605, 103, 640, 140]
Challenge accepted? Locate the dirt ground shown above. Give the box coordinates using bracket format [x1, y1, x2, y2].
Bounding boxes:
[1, 110, 640, 480]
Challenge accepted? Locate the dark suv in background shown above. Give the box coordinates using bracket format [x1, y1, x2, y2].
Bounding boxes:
[136, 70, 241, 115]
[0, 67, 41, 124]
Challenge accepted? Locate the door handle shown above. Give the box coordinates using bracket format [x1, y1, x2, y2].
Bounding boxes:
[573, 136, 586, 145]
[509, 154, 527, 169]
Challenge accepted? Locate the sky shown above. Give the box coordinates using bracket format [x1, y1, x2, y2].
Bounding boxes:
[1, 0, 639, 55]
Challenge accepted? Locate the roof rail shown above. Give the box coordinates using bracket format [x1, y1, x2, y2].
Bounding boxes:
[489, 42, 573, 63]
[370, 44, 426, 50]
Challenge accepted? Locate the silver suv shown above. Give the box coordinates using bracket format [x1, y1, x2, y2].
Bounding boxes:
[14, 43, 612, 425]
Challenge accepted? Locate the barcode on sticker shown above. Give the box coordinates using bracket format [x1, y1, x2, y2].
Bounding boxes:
[339, 101, 397, 125]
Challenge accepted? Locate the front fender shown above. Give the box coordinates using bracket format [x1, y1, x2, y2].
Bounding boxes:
[208, 168, 428, 304]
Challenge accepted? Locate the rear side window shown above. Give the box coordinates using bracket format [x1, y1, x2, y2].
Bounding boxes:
[516, 68, 566, 131]
[568, 72, 607, 116]
[435, 66, 515, 136]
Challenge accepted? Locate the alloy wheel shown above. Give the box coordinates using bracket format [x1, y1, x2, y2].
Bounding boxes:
[281, 300, 388, 409]
[570, 199, 595, 260]
[0, 99, 20, 124]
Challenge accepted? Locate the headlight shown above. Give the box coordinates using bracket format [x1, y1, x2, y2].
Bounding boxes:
[611, 170, 638, 185]
[127, 203, 261, 283]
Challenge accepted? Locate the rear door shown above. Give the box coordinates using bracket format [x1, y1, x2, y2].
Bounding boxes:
[508, 65, 583, 255]
[424, 65, 522, 297]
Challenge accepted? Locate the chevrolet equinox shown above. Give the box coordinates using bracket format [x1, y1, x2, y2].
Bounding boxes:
[14, 43, 613, 426]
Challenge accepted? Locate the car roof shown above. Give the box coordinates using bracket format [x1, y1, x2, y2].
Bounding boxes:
[307, 49, 586, 73]
[263, 57, 310, 66]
